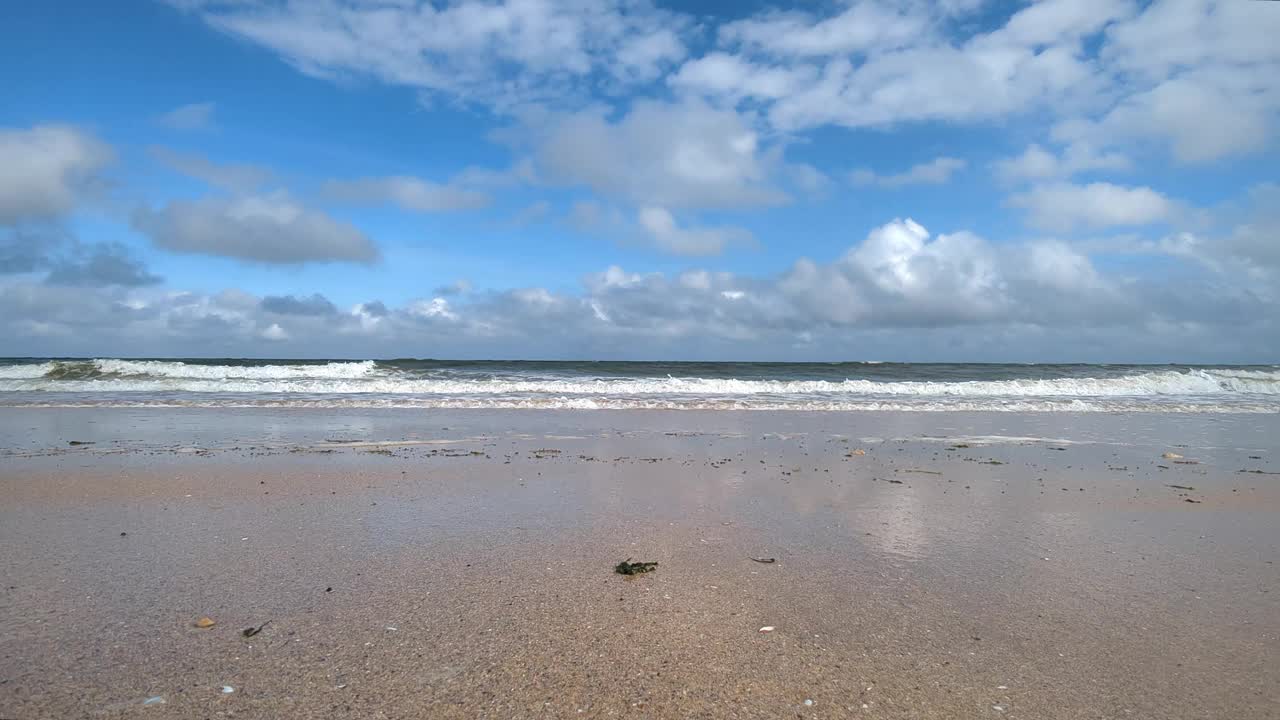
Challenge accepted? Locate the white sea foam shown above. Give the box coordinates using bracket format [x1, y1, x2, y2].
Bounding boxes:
[1, 366, 1278, 396]
[1, 396, 1275, 413]
[0, 363, 56, 379]
[1, 360, 1278, 413]
[90, 359, 378, 380]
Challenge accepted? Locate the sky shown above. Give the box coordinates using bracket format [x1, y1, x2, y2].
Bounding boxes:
[1, 0, 1278, 362]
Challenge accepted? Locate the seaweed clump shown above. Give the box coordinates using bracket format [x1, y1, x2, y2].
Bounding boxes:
[615, 558, 658, 575]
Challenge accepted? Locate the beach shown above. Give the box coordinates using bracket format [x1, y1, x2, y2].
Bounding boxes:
[1, 407, 1277, 719]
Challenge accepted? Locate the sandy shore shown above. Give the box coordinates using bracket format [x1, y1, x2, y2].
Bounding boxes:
[1, 409, 1278, 719]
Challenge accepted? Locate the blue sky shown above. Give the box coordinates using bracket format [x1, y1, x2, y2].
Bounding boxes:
[1, 0, 1278, 361]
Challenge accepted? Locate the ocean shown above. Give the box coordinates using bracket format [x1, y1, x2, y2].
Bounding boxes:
[0, 358, 1277, 413]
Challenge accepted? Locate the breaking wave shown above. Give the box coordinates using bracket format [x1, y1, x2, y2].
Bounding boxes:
[13, 359, 379, 381]
[1, 359, 1277, 412]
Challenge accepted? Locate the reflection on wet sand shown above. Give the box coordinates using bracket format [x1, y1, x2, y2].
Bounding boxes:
[1, 408, 1277, 718]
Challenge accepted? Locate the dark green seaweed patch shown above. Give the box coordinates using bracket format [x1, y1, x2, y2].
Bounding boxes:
[614, 559, 658, 575]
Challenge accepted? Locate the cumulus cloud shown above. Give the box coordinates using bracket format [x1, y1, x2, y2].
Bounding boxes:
[322, 176, 490, 212]
[132, 192, 378, 264]
[4, 213, 1275, 360]
[993, 143, 1130, 183]
[1083, 0, 1280, 163]
[1009, 182, 1174, 232]
[851, 157, 966, 188]
[1145, 183, 1280, 290]
[44, 243, 161, 288]
[260, 293, 337, 316]
[527, 99, 788, 211]
[0, 125, 114, 225]
[433, 279, 472, 297]
[1, 228, 63, 275]
[2, 227, 162, 288]
[668, 53, 815, 103]
[149, 146, 272, 192]
[156, 102, 216, 131]
[636, 207, 752, 256]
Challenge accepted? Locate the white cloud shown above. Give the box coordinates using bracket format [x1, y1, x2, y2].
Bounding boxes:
[156, 102, 216, 131]
[6, 213, 1276, 360]
[1024, 240, 1107, 294]
[838, 218, 1008, 325]
[1054, 0, 1280, 164]
[668, 52, 814, 102]
[636, 207, 752, 256]
[610, 27, 687, 84]
[1149, 183, 1280, 285]
[433, 279, 472, 296]
[44, 243, 161, 288]
[260, 293, 337, 316]
[0, 125, 114, 225]
[259, 322, 288, 341]
[1059, 68, 1276, 164]
[786, 163, 831, 195]
[1009, 182, 1174, 232]
[718, 1, 930, 57]
[132, 192, 378, 264]
[149, 146, 272, 192]
[527, 99, 788, 211]
[695, 0, 1128, 132]
[993, 143, 1129, 183]
[322, 176, 490, 212]
[851, 157, 966, 188]
[176, 0, 691, 110]
[170, 0, 1278, 175]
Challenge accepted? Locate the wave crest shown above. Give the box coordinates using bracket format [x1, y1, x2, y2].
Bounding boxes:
[0, 365, 1277, 396]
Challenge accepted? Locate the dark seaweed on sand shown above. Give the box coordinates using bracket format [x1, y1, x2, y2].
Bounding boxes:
[615, 559, 658, 575]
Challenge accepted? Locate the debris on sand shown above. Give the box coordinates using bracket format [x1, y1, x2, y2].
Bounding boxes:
[1162, 452, 1183, 460]
[242, 620, 271, 638]
[750, 557, 776, 564]
[1238, 469, 1280, 475]
[759, 626, 775, 633]
[847, 449, 867, 456]
[887, 478, 905, 484]
[1172, 459, 1200, 465]
[142, 696, 165, 706]
[615, 559, 658, 575]
[897, 468, 942, 476]
[1184, 498, 1202, 504]
[194, 617, 216, 629]
[1166, 484, 1196, 491]
[68, 440, 94, 446]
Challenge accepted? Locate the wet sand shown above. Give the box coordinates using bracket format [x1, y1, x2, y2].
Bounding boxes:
[1, 409, 1278, 719]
